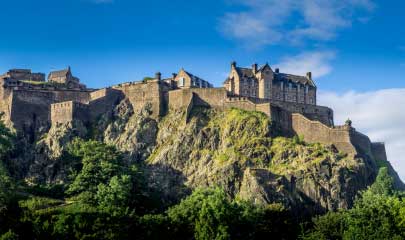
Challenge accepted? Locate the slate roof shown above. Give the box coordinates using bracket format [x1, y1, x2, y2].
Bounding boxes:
[233, 65, 316, 87]
[48, 69, 69, 79]
[274, 73, 316, 87]
[184, 70, 213, 87]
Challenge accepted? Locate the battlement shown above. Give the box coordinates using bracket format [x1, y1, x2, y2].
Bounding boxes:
[0, 63, 384, 162]
[51, 101, 90, 125]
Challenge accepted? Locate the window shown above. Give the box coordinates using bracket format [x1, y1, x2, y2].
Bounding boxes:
[178, 77, 185, 87]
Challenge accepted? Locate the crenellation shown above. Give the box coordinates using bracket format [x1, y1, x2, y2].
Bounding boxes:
[0, 62, 386, 161]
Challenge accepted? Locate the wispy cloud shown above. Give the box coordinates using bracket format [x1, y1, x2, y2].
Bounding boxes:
[219, 0, 375, 47]
[274, 51, 336, 78]
[319, 89, 405, 181]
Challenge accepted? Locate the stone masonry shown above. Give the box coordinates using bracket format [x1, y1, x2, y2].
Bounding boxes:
[0, 64, 387, 162]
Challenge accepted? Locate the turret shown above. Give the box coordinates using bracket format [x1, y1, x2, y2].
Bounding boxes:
[306, 72, 312, 80]
[252, 63, 258, 74]
[155, 72, 161, 81]
[231, 61, 237, 69]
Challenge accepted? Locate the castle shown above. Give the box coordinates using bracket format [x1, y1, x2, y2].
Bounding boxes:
[0, 63, 387, 163]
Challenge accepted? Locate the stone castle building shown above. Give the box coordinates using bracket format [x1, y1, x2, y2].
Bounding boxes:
[224, 62, 316, 105]
[0, 63, 388, 164]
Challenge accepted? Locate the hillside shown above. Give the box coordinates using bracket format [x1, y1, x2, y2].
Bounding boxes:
[1, 98, 405, 239]
[6, 99, 403, 210]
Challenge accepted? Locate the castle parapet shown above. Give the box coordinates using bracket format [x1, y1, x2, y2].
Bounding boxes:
[51, 101, 90, 125]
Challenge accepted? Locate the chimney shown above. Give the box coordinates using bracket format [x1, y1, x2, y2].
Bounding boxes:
[275, 68, 279, 73]
[155, 72, 162, 81]
[252, 63, 258, 73]
[172, 73, 177, 79]
[306, 72, 312, 80]
[231, 61, 237, 69]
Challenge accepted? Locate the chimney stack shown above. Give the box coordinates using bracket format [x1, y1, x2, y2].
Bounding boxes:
[231, 61, 237, 69]
[306, 72, 312, 80]
[275, 68, 279, 73]
[172, 73, 177, 79]
[155, 72, 162, 81]
[252, 63, 258, 73]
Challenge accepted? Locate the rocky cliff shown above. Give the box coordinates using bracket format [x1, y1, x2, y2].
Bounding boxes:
[6, 98, 404, 213]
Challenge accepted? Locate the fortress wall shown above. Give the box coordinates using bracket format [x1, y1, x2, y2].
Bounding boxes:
[271, 100, 333, 126]
[291, 113, 356, 155]
[51, 102, 74, 124]
[350, 131, 373, 156]
[51, 101, 90, 124]
[73, 102, 90, 123]
[255, 103, 272, 116]
[371, 143, 387, 162]
[53, 90, 91, 103]
[224, 97, 257, 111]
[10, 90, 55, 131]
[89, 88, 124, 120]
[113, 81, 165, 118]
[169, 87, 228, 110]
[90, 88, 109, 101]
[0, 85, 14, 125]
[185, 92, 195, 123]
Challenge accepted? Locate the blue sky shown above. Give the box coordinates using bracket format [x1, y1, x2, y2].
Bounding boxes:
[2, 0, 405, 180]
[1, 0, 404, 92]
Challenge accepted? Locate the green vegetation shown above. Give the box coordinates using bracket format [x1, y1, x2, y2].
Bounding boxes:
[142, 77, 154, 83]
[303, 167, 405, 240]
[0, 108, 404, 239]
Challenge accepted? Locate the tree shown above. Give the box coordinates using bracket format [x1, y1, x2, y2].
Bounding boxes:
[369, 167, 394, 196]
[66, 139, 129, 205]
[96, 175, 132, 213]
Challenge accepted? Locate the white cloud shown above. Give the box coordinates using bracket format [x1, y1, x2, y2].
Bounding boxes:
[318, 89, 405, 181]
[274, 51, 336, 78]
[220, 0, 375, 47]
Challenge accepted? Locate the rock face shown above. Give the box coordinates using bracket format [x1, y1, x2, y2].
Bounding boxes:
[7, 104, 403, 213]
[98, 99, 158, 163]
[146, 107, 387, 212]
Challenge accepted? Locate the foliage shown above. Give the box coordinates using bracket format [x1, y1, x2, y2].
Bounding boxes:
[0, 230, 18, 240]
[0, 113, 14, 159]
[369, 167, 394, 196]
[166, 188, 294, 240]
[142, 77, 154, 83]
[303, 167, 405, 240]
[66, 139, 131, 207]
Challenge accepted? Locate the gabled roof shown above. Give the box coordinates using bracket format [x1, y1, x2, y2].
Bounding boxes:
[182, 69, 212, 85]
[234, 64, 271, 79]
[235, 67, 255, 78]
[48, 68, 70, 79]
[257, 63, 271, 72]
[275, 73, 316, 87]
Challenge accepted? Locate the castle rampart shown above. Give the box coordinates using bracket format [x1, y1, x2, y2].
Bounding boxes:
[51, 101, 90, 124]
[291, 113, 356, 155]
[0, 65, 388, 165]
[113, 79, 171, 118]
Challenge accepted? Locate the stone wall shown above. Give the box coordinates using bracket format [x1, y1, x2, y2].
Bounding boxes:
[291, 113, 357, 155]
[267, 99, 333, 126]
[89, 88, 124, 120]
[168, 88, 228, 110]
[51, 101, 90, 124]
[113, 80, 170, 118]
